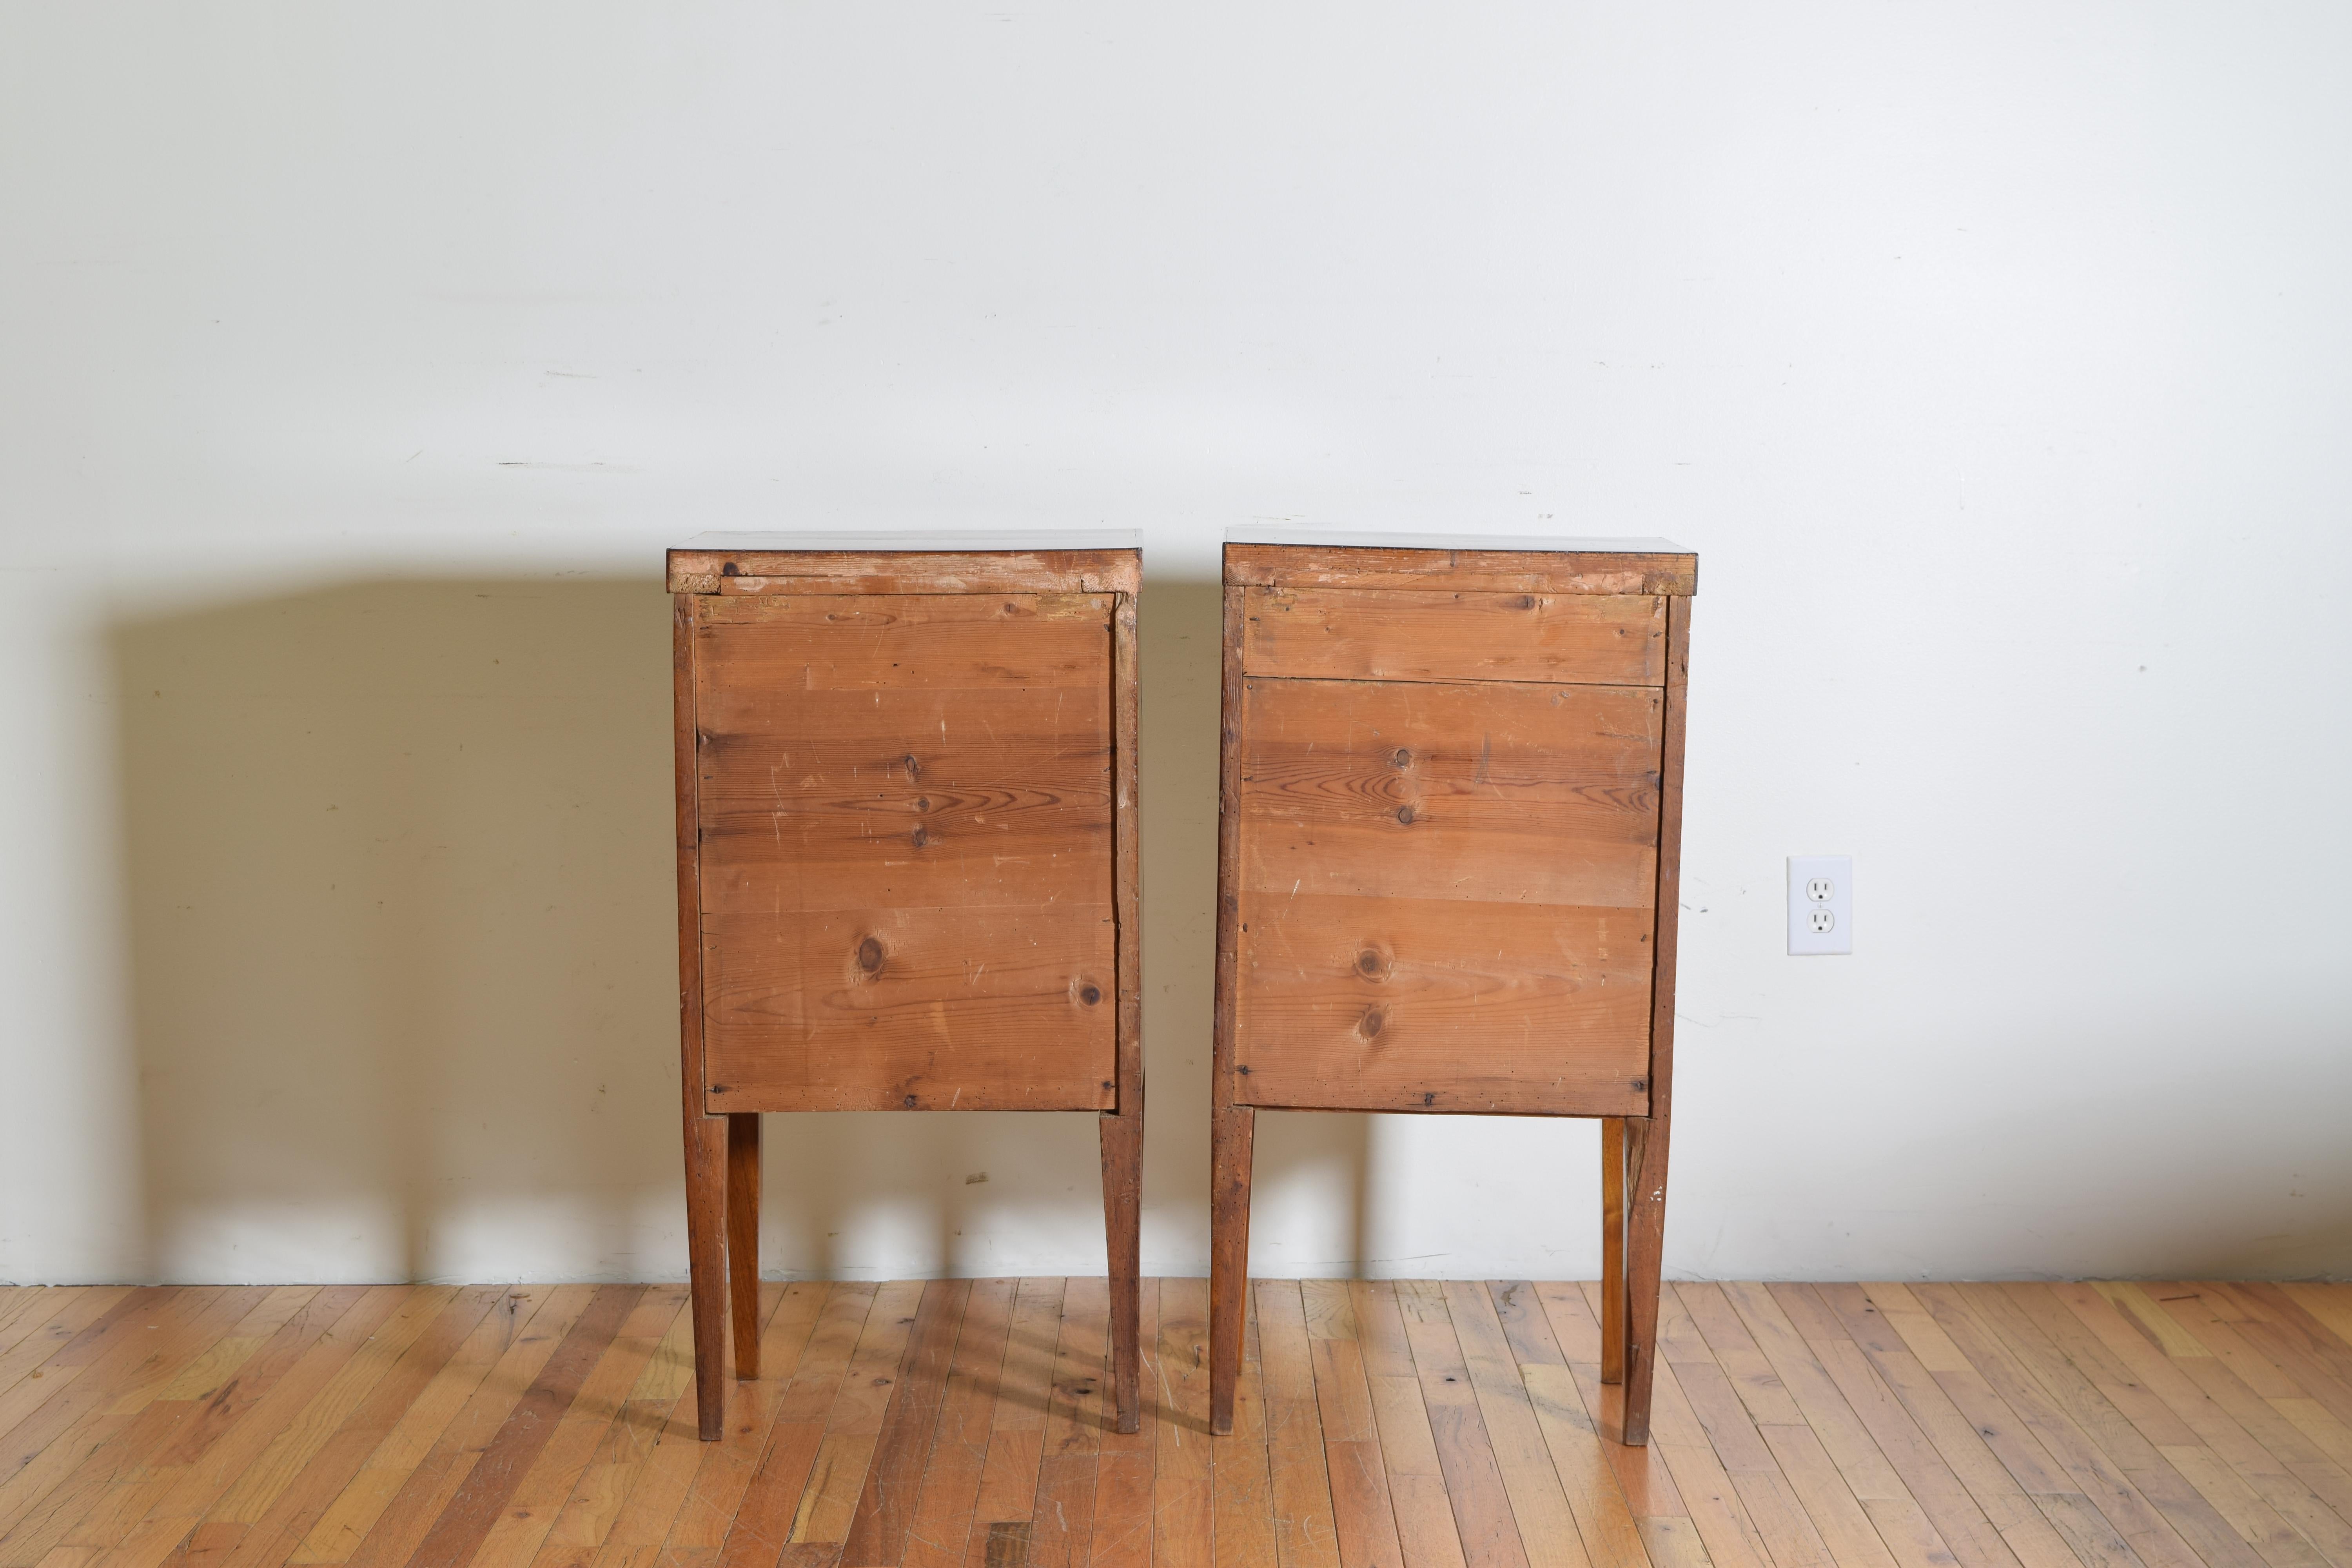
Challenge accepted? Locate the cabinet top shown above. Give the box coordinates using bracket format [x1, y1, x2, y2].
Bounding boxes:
[675, 528, 1142, 553]
[1223, 526, 1695, 596]
[1225, 525, 1686, 553]
[669, 529, 1141, 595]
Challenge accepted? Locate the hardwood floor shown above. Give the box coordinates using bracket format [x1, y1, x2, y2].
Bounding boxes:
[0, 1279, 2347, 1568]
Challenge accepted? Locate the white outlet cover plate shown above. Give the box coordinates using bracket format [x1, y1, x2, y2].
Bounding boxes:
[1788, 855, 1853, 955]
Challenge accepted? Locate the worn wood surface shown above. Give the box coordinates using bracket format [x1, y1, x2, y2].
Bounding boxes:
[700, 904, 1116, 1112]
[727, 1114, 763, 1381]
[1101, 590, 1147, 1436]
[677, 594, 728, 1442]
[1225, 541, 1697, 597]
[1621, 595, 1692, 1448]
[1229, 673, 1661, 1116]
[669, 537, 1141, 597]
[0, 1280, 2343, 1568]
[1209, 586, 1254, 1439]
[1240, 587, 1667, 688]
[674, 544, 1144, 1451]
[1231, 892, 1651, 1114]
[1234, 675, 1662, 911]
[1210, 539, 1691, 1439]
[689, 592, 1117, 1115]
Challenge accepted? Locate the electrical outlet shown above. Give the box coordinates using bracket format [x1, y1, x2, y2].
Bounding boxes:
[1788, 855, 1852, 955]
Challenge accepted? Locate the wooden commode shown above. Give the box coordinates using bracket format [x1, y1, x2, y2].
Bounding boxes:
[669, 531, 1145, 1440]
[1207, 528, 1696, 1445]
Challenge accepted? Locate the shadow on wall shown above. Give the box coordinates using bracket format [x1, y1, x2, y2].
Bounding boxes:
[112, 574, 1370, 1283]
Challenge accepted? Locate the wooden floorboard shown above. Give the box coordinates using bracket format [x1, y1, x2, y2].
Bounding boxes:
[0, 1283, 2338, 1568]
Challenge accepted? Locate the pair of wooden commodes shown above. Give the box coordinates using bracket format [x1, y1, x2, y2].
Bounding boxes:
[669, 528, 1695, 1448]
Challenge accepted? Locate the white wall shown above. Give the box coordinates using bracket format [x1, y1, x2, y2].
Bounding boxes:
[3, 2, 2347, 1287]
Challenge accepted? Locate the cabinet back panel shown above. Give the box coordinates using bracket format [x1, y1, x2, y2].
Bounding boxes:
[1232, 673, 1659, 1114]
[693, 594, 1116, 1111]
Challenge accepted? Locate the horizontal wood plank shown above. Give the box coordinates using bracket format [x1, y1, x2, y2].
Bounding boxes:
[697, 687, 1110, 918]
[701, 905, 1115, 1112]
[1225, 543, 1696, 597]
[1241, 587, 1666, 687]
[670, 548, 1139, 597]
[694, 594, 1111, 690]
[1233, 893, 1651, 1114]
[1237, 675, 1661, 909]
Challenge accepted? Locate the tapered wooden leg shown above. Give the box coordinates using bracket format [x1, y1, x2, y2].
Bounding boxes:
[726, 1112, 761, 1381]
[1100, 1107, 1144, 1434]
[1622, 1114, 1670, 1446]
[683, 1112, 728, 1440]
[1208, 1104, 1256, 1436]
[1601, 1116, 1627, 1385]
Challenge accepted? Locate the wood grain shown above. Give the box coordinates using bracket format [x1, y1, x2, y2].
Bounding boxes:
[1103, 588, 1145, 1437]
[1209, 583, 1253, 1440]
[1225, 542, 1697, 597]
[1231, 892, 1651, 1115]
[1241, 586, 1666, 687]
[1236, 674, 1662, 909]
[1153, 1279, 1214, 1568]
[727, 1116, 761, 1381]
[694, 686, 1112, 918]
[699, 904, 1115, 1113]
[695, 593, 1112, 689]
[1621, 592, 1691, 1446]
[899, 1279, 1017, 1568]
[689, 592, 1118, 1119]
[1256, 1282, 1341, 1568]
[0, 1280, 2339, 1568]
[669, 548, 1140, 597]
[1230, 667, 1662, 1116]
[1603, 1123, 1628, 1385]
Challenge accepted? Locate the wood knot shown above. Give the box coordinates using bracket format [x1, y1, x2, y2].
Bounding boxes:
[900, 1095, 916, 1109]
[913, 797, 931, 812]
[1390, 748, 1411, 768]
[1632, 1078, 1648, 1091]
[902, 754, 923, 781]
[1394, 804, 1417, 826]
[911, 826, 930, 848]
[1079, 984, 1102, 1006]
[1517, 593, 1537, 609]
[856, 936, 885, 975]
[1357, 949, 1381, 976]
[720, 561, 740, 577]
[1360, 1008, 1385, 1039]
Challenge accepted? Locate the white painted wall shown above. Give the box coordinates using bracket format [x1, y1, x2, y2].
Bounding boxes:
[4, 2, 2347, 1287]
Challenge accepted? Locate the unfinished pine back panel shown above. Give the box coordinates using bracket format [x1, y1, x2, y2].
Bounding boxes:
[1232, 585, 1668, 1115]
[1209, 527, 1695, 1448]
[670, 530, 1146, 1441]
[693, 592, 1116, 1112]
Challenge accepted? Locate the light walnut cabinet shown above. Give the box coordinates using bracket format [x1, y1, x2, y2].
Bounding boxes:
[1207, 529, 1696, 1445]
[669, 532, 1144, 1440]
